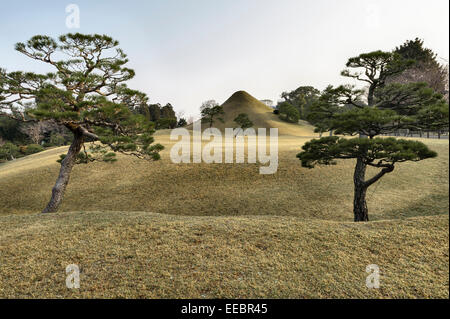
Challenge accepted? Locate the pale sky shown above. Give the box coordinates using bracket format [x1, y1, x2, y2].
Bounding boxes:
[1, 0, 449, 118]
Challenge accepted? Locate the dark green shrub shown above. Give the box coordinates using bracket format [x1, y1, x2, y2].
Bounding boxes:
[0, 142, 20, 161]
[21, 144, 44, 156]
[49, 133, 66, 146]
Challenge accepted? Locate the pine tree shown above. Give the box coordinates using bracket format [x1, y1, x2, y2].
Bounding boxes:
[280, 86, 320, 119]
[278, 102, 300, 123]
[390, 38, 448, 97]
[299, 50, 448, 221]
[177, 118, 188, 127]
[233, 113, 253, 135]
[0, 33, 164, 213]
[200, 100, 224, 128]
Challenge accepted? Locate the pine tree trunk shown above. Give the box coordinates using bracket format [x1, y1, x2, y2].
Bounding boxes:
[353, 157, 369, 222]
[42, 131, 84, 213]
[367, 86, 375, 106]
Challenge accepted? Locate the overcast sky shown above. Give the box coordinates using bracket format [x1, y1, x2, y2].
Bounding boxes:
[1, 0, 448, 118]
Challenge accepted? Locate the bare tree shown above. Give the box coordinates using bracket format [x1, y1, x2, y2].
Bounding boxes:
[176, 110, 185, 120]
[20, 122, 46, 144]
[187, 116, 195, 125]
[260, 99, 274, 107]
[444, 64, 449, 102]
[387, 62, 448, 98]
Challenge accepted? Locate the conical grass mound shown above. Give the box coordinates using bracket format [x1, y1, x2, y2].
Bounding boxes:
[189, 90, 318, 136]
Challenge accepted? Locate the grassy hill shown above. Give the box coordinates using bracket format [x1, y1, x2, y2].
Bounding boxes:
[0, 99, 448, 298]
[188, 91, 318, 136]
[1, 211, 447, 298]
[1, 136, 448, 221]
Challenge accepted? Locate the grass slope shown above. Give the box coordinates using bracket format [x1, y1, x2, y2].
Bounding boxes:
[0, 131, 448, 298]
[0, 211, 447, 298]
[188, 90, 318, 136]
[0, 136, 447, 222]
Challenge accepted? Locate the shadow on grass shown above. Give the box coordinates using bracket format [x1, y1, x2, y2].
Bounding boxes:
[373, 192, 449, 221]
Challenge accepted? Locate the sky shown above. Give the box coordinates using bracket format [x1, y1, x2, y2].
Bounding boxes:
[0, 0, 449, 118]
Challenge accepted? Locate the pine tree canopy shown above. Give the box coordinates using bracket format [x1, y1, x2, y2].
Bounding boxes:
[341, 50, 415, 85]
[395, 38, 439, 66]
[280, 86, 320, 119]
[298, 136, 437, 170]
[0, 33, 163, 162]
[200, 100, 224, 127]
[308, 82, 448, 137]
[234, 113, 253, 130]
[278, 102, 300, 123]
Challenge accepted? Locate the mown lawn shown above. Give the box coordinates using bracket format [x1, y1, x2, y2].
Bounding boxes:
[0, 135, 448, 298]
[0, 211, 448, 298]
[0, 136, 448, 222]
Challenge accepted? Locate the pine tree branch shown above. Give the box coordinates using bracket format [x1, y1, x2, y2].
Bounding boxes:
[364, 165, 395, 188]
[78, 125, 99, 140]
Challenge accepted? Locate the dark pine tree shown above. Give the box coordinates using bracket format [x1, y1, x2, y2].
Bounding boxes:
[233, 113, 253, 135]
[280, 86, 320, 119]
[0, 33, 164, 213]
[200, 100, 224, 128]
[300, 50, 449, 221]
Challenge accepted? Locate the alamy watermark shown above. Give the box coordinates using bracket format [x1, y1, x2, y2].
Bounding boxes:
[170, 121, 279, 174]
[365, 3, 381, 30]
[366, 264, 380, 289]
[66, 264, 80, 289]
[65, 4, 80, 29]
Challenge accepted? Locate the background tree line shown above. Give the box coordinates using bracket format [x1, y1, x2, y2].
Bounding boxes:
[133, 102, 185, 129]
[0, 97, 187, 163]
[0, 118, 74, 162]
[274, 38, 449, 138]
[297, 41, 448, 221]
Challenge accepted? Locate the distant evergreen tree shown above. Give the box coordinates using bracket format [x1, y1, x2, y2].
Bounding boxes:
[156, 117, 177, 129]
[161, 103, 176, 119]
[148, 103, 162, 121]
[280, 86, 320, 119]
[389, 38, 448, 98]
[0, 33, 164, 213]
[395, 38, 439, 64]
[0, 117, 27, 143]
[134, 102, 177, 128]
[200, 100, 224, 128]
[278, 102, 300, 123]
[177, 118, 187, 127]
[233, 113, 253, 135]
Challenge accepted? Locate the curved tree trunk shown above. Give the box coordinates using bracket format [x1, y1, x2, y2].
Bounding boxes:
[353, 157, 369, 222]
[42, 131, 84, 213]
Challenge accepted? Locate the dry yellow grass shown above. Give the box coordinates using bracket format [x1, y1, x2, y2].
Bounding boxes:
[0, 135, 447, 222]
[0, 211, 447, 298]
[0, 124, 448, 298]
